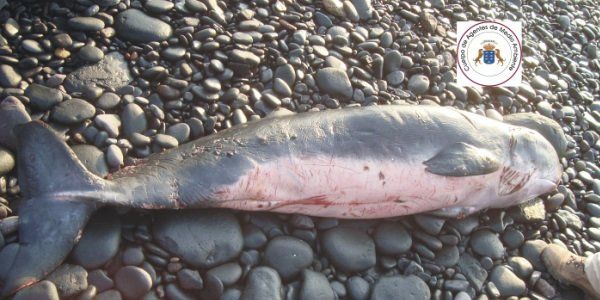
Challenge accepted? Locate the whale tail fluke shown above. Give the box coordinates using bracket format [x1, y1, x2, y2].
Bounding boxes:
[1, 121, 101, 297]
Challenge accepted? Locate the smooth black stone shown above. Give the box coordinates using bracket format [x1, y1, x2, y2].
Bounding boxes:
[51, 98, 96, 124]
[115, 9, 173, 43]
[153, 210, 243, 268]
[68, 17, 105, 31]
[321, 227, 376, 273]
[264, 236, 313, 280]
[240, 267, 282, 300]
[71, 209, 121, 269]
[25, 83, 63, 111]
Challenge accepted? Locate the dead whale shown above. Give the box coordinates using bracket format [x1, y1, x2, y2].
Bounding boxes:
[0, 105, 562, 296]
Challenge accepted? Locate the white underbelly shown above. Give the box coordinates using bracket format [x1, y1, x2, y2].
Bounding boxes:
[213, 155, 498, 218]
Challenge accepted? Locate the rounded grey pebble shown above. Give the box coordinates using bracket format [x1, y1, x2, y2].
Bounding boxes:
[165, 283, 195, 300]
[520, 240, 547, 271]
[0, 64, 22, 87]
[502, 228, 525, 249]
[240, 267, 283, 300]
[373, 222, 412, 255]
[97, 92, 121, 110]
[13, 280, 59, 300]
[507, 256, 533, 279]
[68, 17, 105, 31]
[166, 123, 191, 143]
[78, 45, 104, 63]
[51, 99, 96, 124]
[300, 269, 334, 300]
[264, 236, 313, 280]
[177, 268, 204, 290]
[370, 275, 430, 300]
[25, 83, 63, 111]
[206, 262, 242, 286]
[347, 276, 370, 300]
[114, 266, 153, 299]
[153, 210, 243, 268]
[47, 264, 88, 298]
[72, 145, 109, 177]
[0, 147, 15, 176]
[122, 246, 145, 266]
[489, 266, 526, 297]
[88, 270, 114, 292]
[316, 67, 353, 100]
[95, 114, 121, 138]
[106, 144, 124, 168]
[407, 74, 430, 95]
[154, 134, 179, 149]
[435, 245, 459, 267]
[321, 226, 376, 272]
[121, 103, 148, 137]
[71, 209, 121, 269]
[95, 289, 122, 300]
[470, 229, 505, 259]
[114, 9, 173, 43]
[414, 214, 445, 235]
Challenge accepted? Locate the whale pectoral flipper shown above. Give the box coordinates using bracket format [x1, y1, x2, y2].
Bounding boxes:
[424, 142, 500, 177]
[1, 121, 103, 297]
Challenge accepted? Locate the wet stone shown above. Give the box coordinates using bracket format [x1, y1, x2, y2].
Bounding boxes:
[13, 281, 59, 300]
[68, 17, 105, 31]
[373, 222, 412, 255]
[489, 266, 526, 297]
[71, 209, 121, 269]
[206, 262, 242, 286]
[435, 245, 459, 267]
[521, 240, 547, 271]
[145, 0, 174, 13]
[264, 236, 313, 280]
[47, 264, 88, 298]
[153, 210, 243, 268]
[51, 99, 96, 125]
[77, 45, 104, 63]
[316, 67, 353, 100]
[25, 83, 63, 111]
[347, 276, 370, 300]
[407, 74, 430, 95]
[72, 145, 109, 177]
[0, 64, 21, 87]
[371, 275, 430, 300]
[178, 268, 204, 290]
[321, 227, 376, 272]
[114, 266, 153, 299]
[21, 39, 43, 54]
[65, 52, 133, 93]
[457, 253, 487, 291]
[115, 9, 173, 43]
[0, 147, 15, 176]
[121, 103, 147, 137]
[300, 270, 334, 300]
[414, 215, 445, 235]
[507, 256, 533, 279]
[470, 229, 505, 259]
[240, 267, 282, 300]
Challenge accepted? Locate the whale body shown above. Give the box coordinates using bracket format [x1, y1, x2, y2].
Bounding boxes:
[0, 105, 563, 296]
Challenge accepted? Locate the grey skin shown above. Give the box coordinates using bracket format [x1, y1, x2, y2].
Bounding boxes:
[0, 105, 565, 297]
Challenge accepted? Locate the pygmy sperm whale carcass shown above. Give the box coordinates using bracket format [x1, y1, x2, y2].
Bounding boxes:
[0, 104, 565, 296]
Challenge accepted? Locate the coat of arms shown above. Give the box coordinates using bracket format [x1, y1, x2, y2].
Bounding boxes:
[473, 43, 505, 66]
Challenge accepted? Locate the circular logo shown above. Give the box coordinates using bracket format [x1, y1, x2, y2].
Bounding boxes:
[457, 21, 522, 86]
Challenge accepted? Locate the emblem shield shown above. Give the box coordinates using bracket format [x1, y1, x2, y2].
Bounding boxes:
[483, 50, 495, 64]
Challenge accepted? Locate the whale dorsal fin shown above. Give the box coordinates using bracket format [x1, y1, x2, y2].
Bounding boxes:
[424, 142, 500, 177]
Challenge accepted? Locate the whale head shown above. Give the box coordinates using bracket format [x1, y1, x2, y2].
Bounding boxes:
[498, 127, 562, 206]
